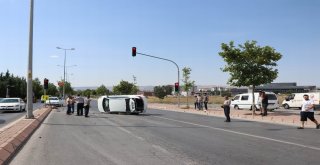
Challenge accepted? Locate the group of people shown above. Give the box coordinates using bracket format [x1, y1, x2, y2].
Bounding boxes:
[194, 93, 209, 112]
[66, 94, 91, 117]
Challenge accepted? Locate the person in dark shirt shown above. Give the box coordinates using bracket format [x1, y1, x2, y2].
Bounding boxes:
[261, 91, 268, 116]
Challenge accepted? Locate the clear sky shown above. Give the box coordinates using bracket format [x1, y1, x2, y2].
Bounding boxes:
[0, 0, 319, 87]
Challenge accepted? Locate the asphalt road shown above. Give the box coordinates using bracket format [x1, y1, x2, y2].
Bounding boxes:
[0, 102, 44, 129]
[10, 101, 320, 165]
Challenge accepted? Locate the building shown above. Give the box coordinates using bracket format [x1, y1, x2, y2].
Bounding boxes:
[253, 83, 317, 94]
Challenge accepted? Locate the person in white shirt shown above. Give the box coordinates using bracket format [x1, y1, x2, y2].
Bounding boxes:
[84, 95, 91, 118]
[298, 94, 320, 129]
[222, 96, 231, 122]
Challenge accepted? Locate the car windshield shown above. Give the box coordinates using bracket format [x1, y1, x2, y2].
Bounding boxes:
[49, 98, 58, 100]
[0, 99, 19, 103]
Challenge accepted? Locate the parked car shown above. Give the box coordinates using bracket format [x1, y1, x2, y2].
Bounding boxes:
[231, 92, 279, 111]
[282, 93, 320, 109]
[0, 98, 26, 112]
[45, 97, 64, 107]
[97, 95, 147, 114]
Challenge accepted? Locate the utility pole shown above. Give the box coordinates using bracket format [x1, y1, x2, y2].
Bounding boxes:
[26, 0, 34, 119]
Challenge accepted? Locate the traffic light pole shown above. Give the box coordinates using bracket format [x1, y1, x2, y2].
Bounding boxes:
[136, 52, 180, 107]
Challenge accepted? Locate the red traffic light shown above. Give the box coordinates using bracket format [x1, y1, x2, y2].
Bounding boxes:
[174, 82, 179, 92]
[44, 78, 49, 89]
[132, 47, 136, 57]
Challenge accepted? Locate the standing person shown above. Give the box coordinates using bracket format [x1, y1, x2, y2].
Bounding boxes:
[71, 96, 75, 114]
[222, 96, 231, 122]
[197, 94, 203, 110]
[66, 95, 72, 115]
[261, 91, 269, 116]
[258, 91, 263, 115]
[194, 95, 198, 110]
[76, 94, 84, 116]
[298, 94, 320, 129]
[84, 95, 91, 118]
[204, 93, 209, 112]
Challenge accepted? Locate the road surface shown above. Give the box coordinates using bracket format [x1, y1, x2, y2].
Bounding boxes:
[10, 101, 320, 165]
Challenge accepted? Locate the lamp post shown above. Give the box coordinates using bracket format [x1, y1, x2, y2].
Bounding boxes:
[56, 47, 75, 99]
[26, 0, 34, 119]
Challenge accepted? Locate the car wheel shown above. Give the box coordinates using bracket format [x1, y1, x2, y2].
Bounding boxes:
[284, 104, 290, 109]
[19, 106, 23, 112]
[234, 105, 239, 110]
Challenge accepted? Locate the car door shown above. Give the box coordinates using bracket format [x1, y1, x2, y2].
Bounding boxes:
[239, 95, 250, 109]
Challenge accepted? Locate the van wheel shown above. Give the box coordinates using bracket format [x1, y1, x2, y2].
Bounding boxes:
[234, 105, 239, 110]
[284, 104, 290, 109]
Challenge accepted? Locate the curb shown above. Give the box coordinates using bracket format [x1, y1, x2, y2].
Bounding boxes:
[0, 108, 52, 165]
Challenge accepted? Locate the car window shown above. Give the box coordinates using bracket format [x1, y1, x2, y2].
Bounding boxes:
[233, 96, 240, 100]
[241, 95, 249, 100]
[1, 99, 19, 103]
[267, 94, 277, 100]
[49, 98, 58, 100]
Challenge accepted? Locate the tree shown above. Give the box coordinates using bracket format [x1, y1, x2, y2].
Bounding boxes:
[58, 81, 74, 96]
[47, 83, 59, 96]
[219, 40, 282, 114]
[33, 78, 43, 99]
[163, 85, 173, 96]
[96, 85, 110, 96]
[182, 67, 194, 108]
[113, 80, 138, 95]
[154, 86, 168, 99]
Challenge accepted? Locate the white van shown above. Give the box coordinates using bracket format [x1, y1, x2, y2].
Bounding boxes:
[282, 93, 320, 109]
[230, 92, 279, 111]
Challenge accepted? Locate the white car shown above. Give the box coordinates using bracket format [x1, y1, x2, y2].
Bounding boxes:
[45, 97, 64, 107]
[97, 95, 147, 114]
[0, 98, 26, 112]
[231, 92, 279, 111]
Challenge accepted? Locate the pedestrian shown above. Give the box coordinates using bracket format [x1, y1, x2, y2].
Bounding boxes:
[297, 94, 320, 129]
[258, 91, 263, 115]
[198, 94, 203, 110]
[261, 91, 268, 116]
[194, 95, 198, 110]
[76, 94, 84, 116]
[84, 95, 91, 118]
[71, 96, 75, 114]
[66, 95, 72, 115]
[204, 93, 209, 112]
[222, 96, 231, 122]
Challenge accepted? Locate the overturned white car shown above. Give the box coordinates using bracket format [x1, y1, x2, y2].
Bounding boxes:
[97, 95, 147, 114]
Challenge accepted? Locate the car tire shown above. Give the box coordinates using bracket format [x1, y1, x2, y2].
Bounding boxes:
[19, 106, 23, 112]
[284, 104, 290, 109]
[234, 105, 239, 110]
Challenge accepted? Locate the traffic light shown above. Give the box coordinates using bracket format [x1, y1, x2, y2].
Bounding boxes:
[132, 47, 136, 57]
[174, 82, 179, 92]
[44, 78, 49, 89]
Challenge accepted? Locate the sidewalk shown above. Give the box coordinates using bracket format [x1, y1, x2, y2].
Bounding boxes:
[148, 103, 320, 128]
[0, 107, 52, 165]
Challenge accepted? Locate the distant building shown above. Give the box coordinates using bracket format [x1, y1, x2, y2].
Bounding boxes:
[253, 82, 316, 94]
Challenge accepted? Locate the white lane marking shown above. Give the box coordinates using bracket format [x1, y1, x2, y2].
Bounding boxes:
[153, 116, 320, 151]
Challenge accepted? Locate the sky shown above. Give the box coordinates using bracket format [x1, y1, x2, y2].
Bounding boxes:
[0, 0, 319, 87]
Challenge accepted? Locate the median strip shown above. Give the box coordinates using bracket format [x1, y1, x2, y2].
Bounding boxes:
[0, 107, 52, 165]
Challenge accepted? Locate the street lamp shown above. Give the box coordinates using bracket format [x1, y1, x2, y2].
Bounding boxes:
[56, 47, 75, 99]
